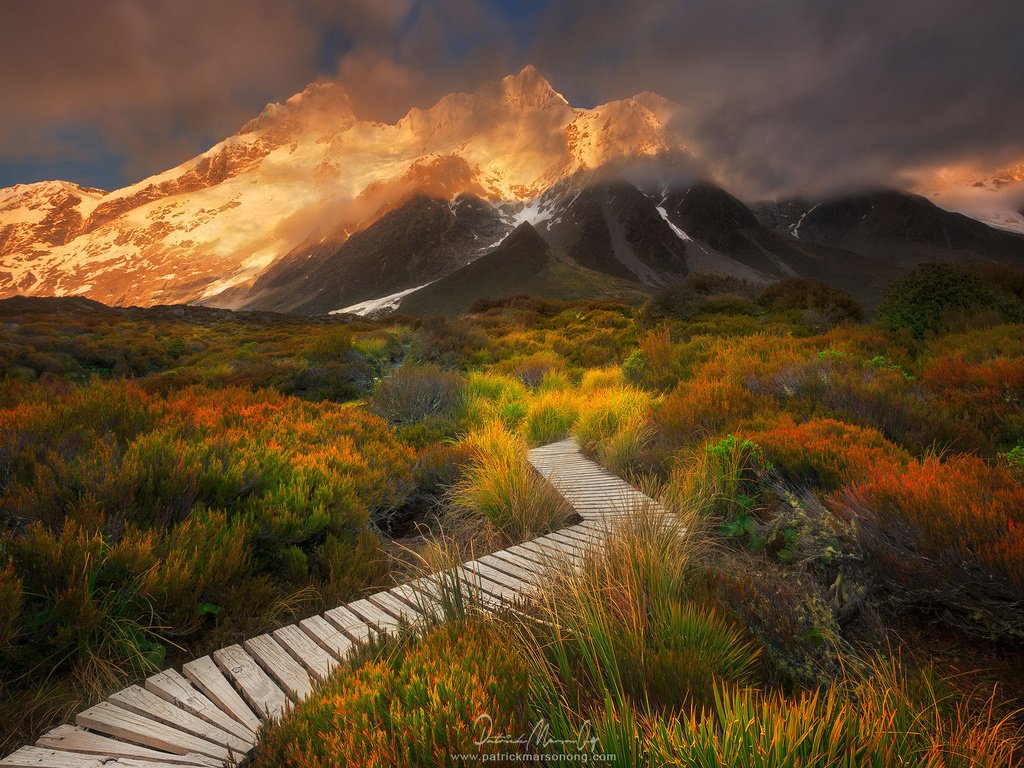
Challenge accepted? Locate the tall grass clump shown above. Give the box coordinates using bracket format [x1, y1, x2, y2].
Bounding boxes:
[524, 389, 579, 445]
[451, 422, 573, 541]
[462, 371, 528, 429]
[575, 385, 656, 475]
[651, 656, 1021, 767]
[526, 509, 761, 717]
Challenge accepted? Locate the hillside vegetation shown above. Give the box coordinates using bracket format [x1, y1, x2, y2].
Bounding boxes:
[1, 266, 1023, 762]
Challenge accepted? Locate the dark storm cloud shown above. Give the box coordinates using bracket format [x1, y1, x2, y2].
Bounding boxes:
[1, 0, 1022, 195]
[519, 0, 1024, 196]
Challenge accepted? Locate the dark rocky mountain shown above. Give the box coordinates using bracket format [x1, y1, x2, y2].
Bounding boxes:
[395, 222, 647, 315]
[539, 181, 689, 285]
[228, 179, 1023, 318]
[753, 189, 1024, 269]
[237, 193, 508, 315]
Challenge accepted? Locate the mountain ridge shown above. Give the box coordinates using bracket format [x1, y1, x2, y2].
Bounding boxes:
[2, 67, 1023, 316]
[0, 66, 686, 307]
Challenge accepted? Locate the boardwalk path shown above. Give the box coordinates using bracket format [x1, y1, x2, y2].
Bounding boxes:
[1, 439, 667, 768]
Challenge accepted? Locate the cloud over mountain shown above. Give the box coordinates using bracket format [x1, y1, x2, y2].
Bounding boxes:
[1, 0, 1022, 197]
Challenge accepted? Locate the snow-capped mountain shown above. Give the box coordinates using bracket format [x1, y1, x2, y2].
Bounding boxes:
[0, 67, 683, 307]
[2, 66, 1023, 316]
[915, 161, 1024, 235]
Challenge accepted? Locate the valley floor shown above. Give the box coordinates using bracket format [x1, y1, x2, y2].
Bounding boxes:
[1, 265, 1023, 763]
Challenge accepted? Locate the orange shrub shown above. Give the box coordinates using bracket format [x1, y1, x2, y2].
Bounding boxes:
[0, 381, 415, 705]
[654, 379, 762, 449]
[920, 356, 1024, 448]
[743, 415, 909, 489]
[839, 454, 1024, 600]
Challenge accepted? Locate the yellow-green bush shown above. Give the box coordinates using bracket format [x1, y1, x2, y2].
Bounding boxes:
[451, 422, 572, 541]
[254, 619, 535, 768]
[0, 381, 414, 731]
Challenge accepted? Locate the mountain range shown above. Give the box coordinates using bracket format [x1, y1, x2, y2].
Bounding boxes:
[2, 66, 1023, 316]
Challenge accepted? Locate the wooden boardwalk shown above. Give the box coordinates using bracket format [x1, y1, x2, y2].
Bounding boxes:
[1, 438, 667, 768]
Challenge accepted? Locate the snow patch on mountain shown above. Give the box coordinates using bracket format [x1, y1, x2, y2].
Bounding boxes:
[655, 205, 692, 241]
[330, 282, 436, 317]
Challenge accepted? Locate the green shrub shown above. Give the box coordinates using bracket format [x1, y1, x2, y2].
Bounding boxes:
[370, 365, 466, 426]
[759, 278, 863, 328]
[879, 263, 1022, 339]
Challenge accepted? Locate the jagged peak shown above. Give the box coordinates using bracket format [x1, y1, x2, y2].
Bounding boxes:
[240, 81, 355, 135]
[0, 179, 107, 202]
[499, 65, 569, 109]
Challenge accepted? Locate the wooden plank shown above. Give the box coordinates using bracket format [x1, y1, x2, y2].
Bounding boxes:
[213, 644, 289, 721]
[558, 525, 604, 543]
[145, 669, 257, 744]
[518, 537, 575, 563]
[388, 583, 443, 620]
[36, 726, 218, 767]
[272, 624, 337, 682]
[242, 634, 313, 702]
[543, 531, 588, 553]
[75, 702, 233, 763]
[108, 685, 252, 754]
[0, 750, 208, 768]
[464, 560, 530, 593]
[366, 591, 421, 625]
[463, 559, 523, 592]
[457, 566, 521, 604]
[453, 571, 513, 610]
[323, 605, 374, 644]
[114, 761, 209, 768]
[475, 553, 539, 583]
[180, 656, 261, 733]
[0, 747, 105, 768]
[344, 599, 402, 634]
[490, 546, 549, 573]
[299, 614, 355, 661]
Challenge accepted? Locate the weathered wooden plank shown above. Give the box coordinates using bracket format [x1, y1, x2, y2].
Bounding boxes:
[557, 525, 604, 544]
[323, 605, 375, 645]
[113, 761, 210, 768]
[454, 571, 515, 609]
[543, 531, 589, 553]
[366, 590, 421, 625]
[0, 747, 105, 768]
[213, 644, 289, 721]
[490, 546, 550, 573]
[75, 702, 233, 763]
[145, 669, 257, 744]
[388, 583, 443, 620]
[459, 564, 524, 601]
[180, 656, 261, 733]
[518, 537, 576, 562]
[243, 634, 313, 702]
[108, 685, 252, 754]
[475, 552, 539, 583]
[299, 614, 355, 661]
[464, 559, 530, 593]
[0, 750, 209, 768]
[551, 527, 602, 548]
[273, 624, 337, 682]
[344, 598, 403, 634]
[36, 726, 218, 767]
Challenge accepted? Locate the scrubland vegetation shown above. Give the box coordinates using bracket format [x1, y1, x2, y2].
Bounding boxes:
[1, 264, 1024, 762]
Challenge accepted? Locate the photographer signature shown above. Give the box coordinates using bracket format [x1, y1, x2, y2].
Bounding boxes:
[473, 713, 601, 752]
